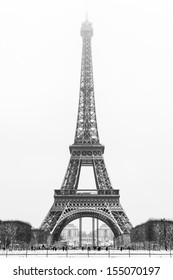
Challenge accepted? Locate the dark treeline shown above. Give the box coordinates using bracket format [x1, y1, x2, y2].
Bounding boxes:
[130, 219, 173, 250]
[0, 220, 48, 249]
[0, 220, 32, 249]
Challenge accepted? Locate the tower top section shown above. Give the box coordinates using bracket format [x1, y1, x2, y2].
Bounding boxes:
[73, 18, 100, 146]
[81, 17, 93, 38]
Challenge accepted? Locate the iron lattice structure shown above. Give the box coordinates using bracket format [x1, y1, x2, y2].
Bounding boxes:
[40, 18, 132, 241]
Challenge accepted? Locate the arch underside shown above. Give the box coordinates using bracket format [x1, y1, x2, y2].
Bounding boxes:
[52, 210, 122, 239]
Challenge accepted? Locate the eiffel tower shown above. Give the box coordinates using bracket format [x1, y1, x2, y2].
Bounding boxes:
[40, 17, 132, 246]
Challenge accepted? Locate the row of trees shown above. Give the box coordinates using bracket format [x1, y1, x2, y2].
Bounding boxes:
[0, 220, 48, 249]
[0, 220, 32, 249]
[130, 219, 173, 250]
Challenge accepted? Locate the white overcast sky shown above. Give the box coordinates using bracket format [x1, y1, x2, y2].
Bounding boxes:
[0, 0, 173, 231]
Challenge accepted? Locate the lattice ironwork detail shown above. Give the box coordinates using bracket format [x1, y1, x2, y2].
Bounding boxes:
[74, 20, 99, 145]
[94, 159, 113, 190]
[61, 158, 81, 190]
[40, 210, 62, 232]
[112, 208, 132, 234]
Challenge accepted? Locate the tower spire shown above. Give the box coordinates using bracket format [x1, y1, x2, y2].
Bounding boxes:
[75, 17, 99, 145]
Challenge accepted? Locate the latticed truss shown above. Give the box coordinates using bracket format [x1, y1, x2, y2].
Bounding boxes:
[94, 159, 112, 189]
[74, 20, 99, 145]
[61, 159, 81, 190]
[40, 211, 62, 232]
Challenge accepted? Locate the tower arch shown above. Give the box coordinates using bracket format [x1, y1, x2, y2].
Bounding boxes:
[51, 210, 122, 239]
